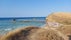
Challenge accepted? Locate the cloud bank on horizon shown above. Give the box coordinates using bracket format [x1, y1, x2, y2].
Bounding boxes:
[0, 0, 71, 17]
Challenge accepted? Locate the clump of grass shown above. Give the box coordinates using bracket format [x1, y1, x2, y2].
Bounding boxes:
[57, 25, 71, 40]
[58, 25, 71, 35]
[0, 26, 40, 40]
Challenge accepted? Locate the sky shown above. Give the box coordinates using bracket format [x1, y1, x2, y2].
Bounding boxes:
[0, 0, 71, 17]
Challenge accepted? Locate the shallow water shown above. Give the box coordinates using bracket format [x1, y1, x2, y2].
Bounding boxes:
[0, 17, 46, 35]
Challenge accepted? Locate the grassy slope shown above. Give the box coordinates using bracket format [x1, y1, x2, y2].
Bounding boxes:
[47, 12, 71, 35]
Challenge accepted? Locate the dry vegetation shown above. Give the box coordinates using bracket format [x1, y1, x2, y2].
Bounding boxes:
[0, 26, 40, 40]
[30, 28, 68, 40]
[46, 12, 71, 34]
[46, 12, 71, 25]
[58, 25, 71, 35]
[46, 12, 71, 40]
[0, 26, 68, 40]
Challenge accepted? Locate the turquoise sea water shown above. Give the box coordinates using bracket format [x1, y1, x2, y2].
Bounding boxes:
[0, 17, 46, 35]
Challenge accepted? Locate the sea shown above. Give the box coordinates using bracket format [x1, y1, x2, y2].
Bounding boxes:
[0, 17, 46, 35]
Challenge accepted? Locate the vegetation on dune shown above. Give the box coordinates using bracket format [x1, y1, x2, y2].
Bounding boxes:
[30, 28, 68, 40]
[46, 12, 71, 40]
[0, 26, 40, 40]
[46, 12, 71, 25]
[48, 12, 71, 35]
[0, 26, 68, 40]
[58, 25, 71, 35]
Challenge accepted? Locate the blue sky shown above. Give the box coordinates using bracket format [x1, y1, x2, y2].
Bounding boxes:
[0, 0, 71, 17]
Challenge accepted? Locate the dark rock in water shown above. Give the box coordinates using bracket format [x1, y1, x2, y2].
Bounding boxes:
[12, 19, 16, 22]
[13, 19, 16, 21]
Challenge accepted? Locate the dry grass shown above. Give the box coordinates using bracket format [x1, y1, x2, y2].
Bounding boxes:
[58, 25, 71, 35]
[46, 12, 71, 40]
[46, 12, 71, 34]
[30, 28, 68, 40]
[0, 26, 40, 40]
[46, 12, 71, 25]
[0, 26, 68, 40]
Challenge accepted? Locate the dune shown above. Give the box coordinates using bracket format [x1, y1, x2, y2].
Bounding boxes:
[46, 12, 71, 31]
[0, 26, 40, 40]
[46, 12, 71, 40]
